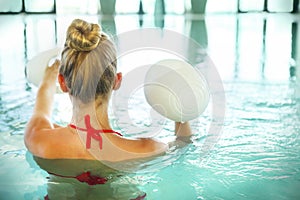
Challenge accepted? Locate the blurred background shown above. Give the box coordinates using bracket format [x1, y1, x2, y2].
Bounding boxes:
[0, 0, 299, 82]
[0, 0, 299, 14]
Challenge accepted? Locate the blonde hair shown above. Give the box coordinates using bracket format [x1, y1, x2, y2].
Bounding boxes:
[60, 19, 117, 104]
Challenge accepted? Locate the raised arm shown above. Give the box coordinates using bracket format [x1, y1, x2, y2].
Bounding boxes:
[25, 60, 60, 139]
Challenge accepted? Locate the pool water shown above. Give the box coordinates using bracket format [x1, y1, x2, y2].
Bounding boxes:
[0, 13, 300, 199]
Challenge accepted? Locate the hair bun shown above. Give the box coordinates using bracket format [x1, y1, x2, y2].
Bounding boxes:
[66, 19, 101, 52]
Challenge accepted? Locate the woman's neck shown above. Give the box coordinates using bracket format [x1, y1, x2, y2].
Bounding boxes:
[70, 98, 111, 130]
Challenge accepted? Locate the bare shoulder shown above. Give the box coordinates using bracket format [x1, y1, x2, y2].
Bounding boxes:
[106, 134, 169, 154]
[24, 125, 93, 160]
[24, 115, 168, 161]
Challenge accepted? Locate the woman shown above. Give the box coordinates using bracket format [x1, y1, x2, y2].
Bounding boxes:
[24, 19, 192, 199]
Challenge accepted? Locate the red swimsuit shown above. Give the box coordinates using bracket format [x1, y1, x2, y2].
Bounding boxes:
[44, 115, 146, 199]
[44, 171, 146, 200]
[69, 114, 122, 150]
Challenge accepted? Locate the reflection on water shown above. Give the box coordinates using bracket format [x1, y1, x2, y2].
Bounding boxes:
[100, 16, 117, 36]
[5, 13, 298, 82]
[291, 22, 298, 79]
[0, 13, 300, 199]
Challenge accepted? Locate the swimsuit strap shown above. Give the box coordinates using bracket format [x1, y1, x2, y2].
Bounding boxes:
[48, 171, 107, 185]
[130, 193, 147, 200]
[69, 114, 122, 150]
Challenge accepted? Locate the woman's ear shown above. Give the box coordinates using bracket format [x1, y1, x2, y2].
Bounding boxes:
[58, 74, 69, 93]
[113, 72, 122, 90]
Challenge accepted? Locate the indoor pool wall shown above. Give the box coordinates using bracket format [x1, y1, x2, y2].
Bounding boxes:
[0, 12, 300, 200]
